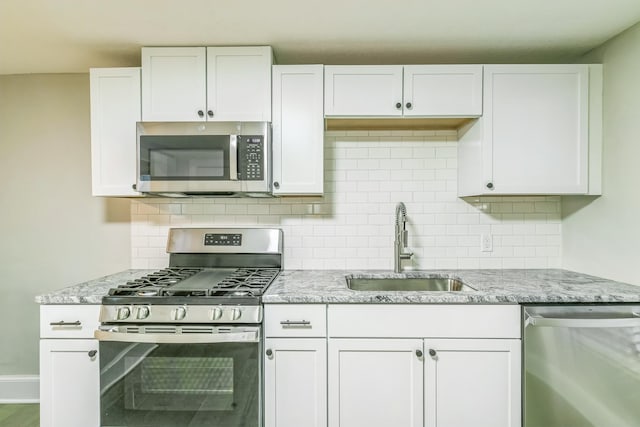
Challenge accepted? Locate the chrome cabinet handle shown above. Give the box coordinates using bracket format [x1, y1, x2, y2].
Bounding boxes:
[416, 349, 423, 358]
[50, 320, 81, 327]
[197, 110, 204, 117]
[207, 110, 214, 117]
[429, 349, 437, 358]
[266, 349, 273, 357]
[406, 102, 412, 109]
[88, 350, 97, 358]
[280, 320, 311, 329]
[395, 102, 402, 109]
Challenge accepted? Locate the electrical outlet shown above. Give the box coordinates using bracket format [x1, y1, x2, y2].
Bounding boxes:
[480, 234, 493, 252]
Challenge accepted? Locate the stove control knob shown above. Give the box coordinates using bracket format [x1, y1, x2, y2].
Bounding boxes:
[210, 307, 223, 321]
[174, 306, 187, 321]
[230, 308, 242, 321]
[136, 306, 150, 320]
[116, 307, 131, 321]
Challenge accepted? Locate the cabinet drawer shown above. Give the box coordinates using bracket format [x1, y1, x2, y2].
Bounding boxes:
[265, 305, 327, 337]
[40, 305, 101, 339]
[328, 304, 520, 339]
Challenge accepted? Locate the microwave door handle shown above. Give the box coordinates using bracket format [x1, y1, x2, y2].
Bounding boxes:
[229, 134, 238, 180]
[94, 329, 259, 344]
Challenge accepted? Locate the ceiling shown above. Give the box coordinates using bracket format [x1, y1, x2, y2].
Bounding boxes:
[2, 0, 640, 75]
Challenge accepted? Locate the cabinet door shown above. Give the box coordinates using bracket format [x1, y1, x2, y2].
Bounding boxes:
[272, 65, 324, 195]
[40, 339, 100, 427]
[403, 65, 482, 116]
[141, 47, 206, 121]
[328, 339, 423, 427]
[89, 68, 141, 196]
[264, 338, 327, 427]
[206, 46, 272, 121]
[324, 66, 403, 116]
[483, 65, 589, 194]
[424, 339, 521, 427]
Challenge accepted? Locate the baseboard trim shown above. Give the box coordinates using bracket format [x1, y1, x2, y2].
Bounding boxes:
[0, 375, 39, 403]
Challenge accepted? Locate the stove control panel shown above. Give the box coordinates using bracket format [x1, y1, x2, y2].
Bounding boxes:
[100, 305, 262, 324]
[204, 233, 242, 246]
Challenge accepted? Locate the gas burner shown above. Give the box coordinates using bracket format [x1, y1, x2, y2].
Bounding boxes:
[231, 291, 252, 297]
[216, 268, 280, 290]
[137, 290, 159, 296]
[122, 268, 203, 289]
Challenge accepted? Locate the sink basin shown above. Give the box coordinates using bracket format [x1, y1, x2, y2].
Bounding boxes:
[345, 276, 475, 292]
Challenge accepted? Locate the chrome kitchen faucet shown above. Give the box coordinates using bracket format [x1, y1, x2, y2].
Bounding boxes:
[394, 202, 413, 273]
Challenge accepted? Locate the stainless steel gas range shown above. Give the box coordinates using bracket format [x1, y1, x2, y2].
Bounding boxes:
[95, 228, 283, 427]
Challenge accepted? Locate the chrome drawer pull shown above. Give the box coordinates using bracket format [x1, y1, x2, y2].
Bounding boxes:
[280, 320, 312, 329]
[50, 320, 82, 327]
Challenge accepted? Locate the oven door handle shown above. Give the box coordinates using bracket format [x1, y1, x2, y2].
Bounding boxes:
[94, 329, 259, 344]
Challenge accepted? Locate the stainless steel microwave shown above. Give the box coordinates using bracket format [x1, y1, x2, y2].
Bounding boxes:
[136, 121, 271, 197]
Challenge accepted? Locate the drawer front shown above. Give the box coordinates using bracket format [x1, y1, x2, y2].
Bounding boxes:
[265, 304, 327, 337]
[40, 305, 101, 339]
[328, 304, 521, 339]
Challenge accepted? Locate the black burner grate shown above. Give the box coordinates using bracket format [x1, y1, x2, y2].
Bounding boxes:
[108, 267, 279, 299]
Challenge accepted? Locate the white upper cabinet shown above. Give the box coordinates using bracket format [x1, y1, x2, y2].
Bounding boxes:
[404, 65, 482, 116]
[324, 65, 482, 117]
[141, 46, 272, 122]
[325, 66, 403, 116]
[272, 65, 324, 195]
[90, 67, 141, 196]
[207, 47, 272, 121]
[458, 64, 603, 196]
[141, 47, 206, 121]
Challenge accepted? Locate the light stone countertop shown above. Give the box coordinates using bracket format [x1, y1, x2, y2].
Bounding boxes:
[262, 269, 640, 304]
[35, 268, 640, 305]
[34, 270, 153, 304]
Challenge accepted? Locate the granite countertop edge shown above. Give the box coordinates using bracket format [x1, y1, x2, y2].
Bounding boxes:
[35, 268, 640, 305]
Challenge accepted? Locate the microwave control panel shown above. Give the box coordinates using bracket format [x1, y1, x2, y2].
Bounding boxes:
[237, 136, 264, 181]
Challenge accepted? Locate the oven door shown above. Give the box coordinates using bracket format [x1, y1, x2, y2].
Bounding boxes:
[95, 325, 261, 427]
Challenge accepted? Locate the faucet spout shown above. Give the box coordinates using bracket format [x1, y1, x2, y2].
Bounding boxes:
[394, 202, 413, 273]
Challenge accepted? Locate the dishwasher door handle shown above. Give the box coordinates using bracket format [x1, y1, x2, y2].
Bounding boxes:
[526, 313, 640, 328]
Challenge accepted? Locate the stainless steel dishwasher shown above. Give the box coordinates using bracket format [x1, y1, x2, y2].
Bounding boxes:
[523, 305, 640, 427]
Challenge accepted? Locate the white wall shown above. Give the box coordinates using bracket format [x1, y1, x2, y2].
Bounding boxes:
[0, 74, 131, 376]
[132, 131, 562, 270]
[562, 22, 640, 285]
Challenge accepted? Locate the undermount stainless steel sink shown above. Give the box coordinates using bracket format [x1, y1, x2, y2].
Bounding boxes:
[345, 276, 476, 292]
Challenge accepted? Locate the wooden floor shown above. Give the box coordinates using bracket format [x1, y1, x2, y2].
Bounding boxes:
[0, 404, 39, 427]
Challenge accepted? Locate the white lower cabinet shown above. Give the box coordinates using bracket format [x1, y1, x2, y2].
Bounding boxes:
[265, 304, 522, 427]
[264, 338, 327, 427]
[39, 305, 101, 427]
[39, 339, 100, 427]
[424, 339, 521, 427]
[327, 304, 522, 427]
[264, 304, 328, 427]
[328, 339, 423, 427]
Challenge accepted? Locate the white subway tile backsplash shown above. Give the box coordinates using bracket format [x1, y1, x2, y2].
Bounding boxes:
[131, 131, 562, 270]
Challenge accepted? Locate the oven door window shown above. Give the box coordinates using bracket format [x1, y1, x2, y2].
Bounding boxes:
[139, 135, 231, 181]
[99, 341, 259, 427]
